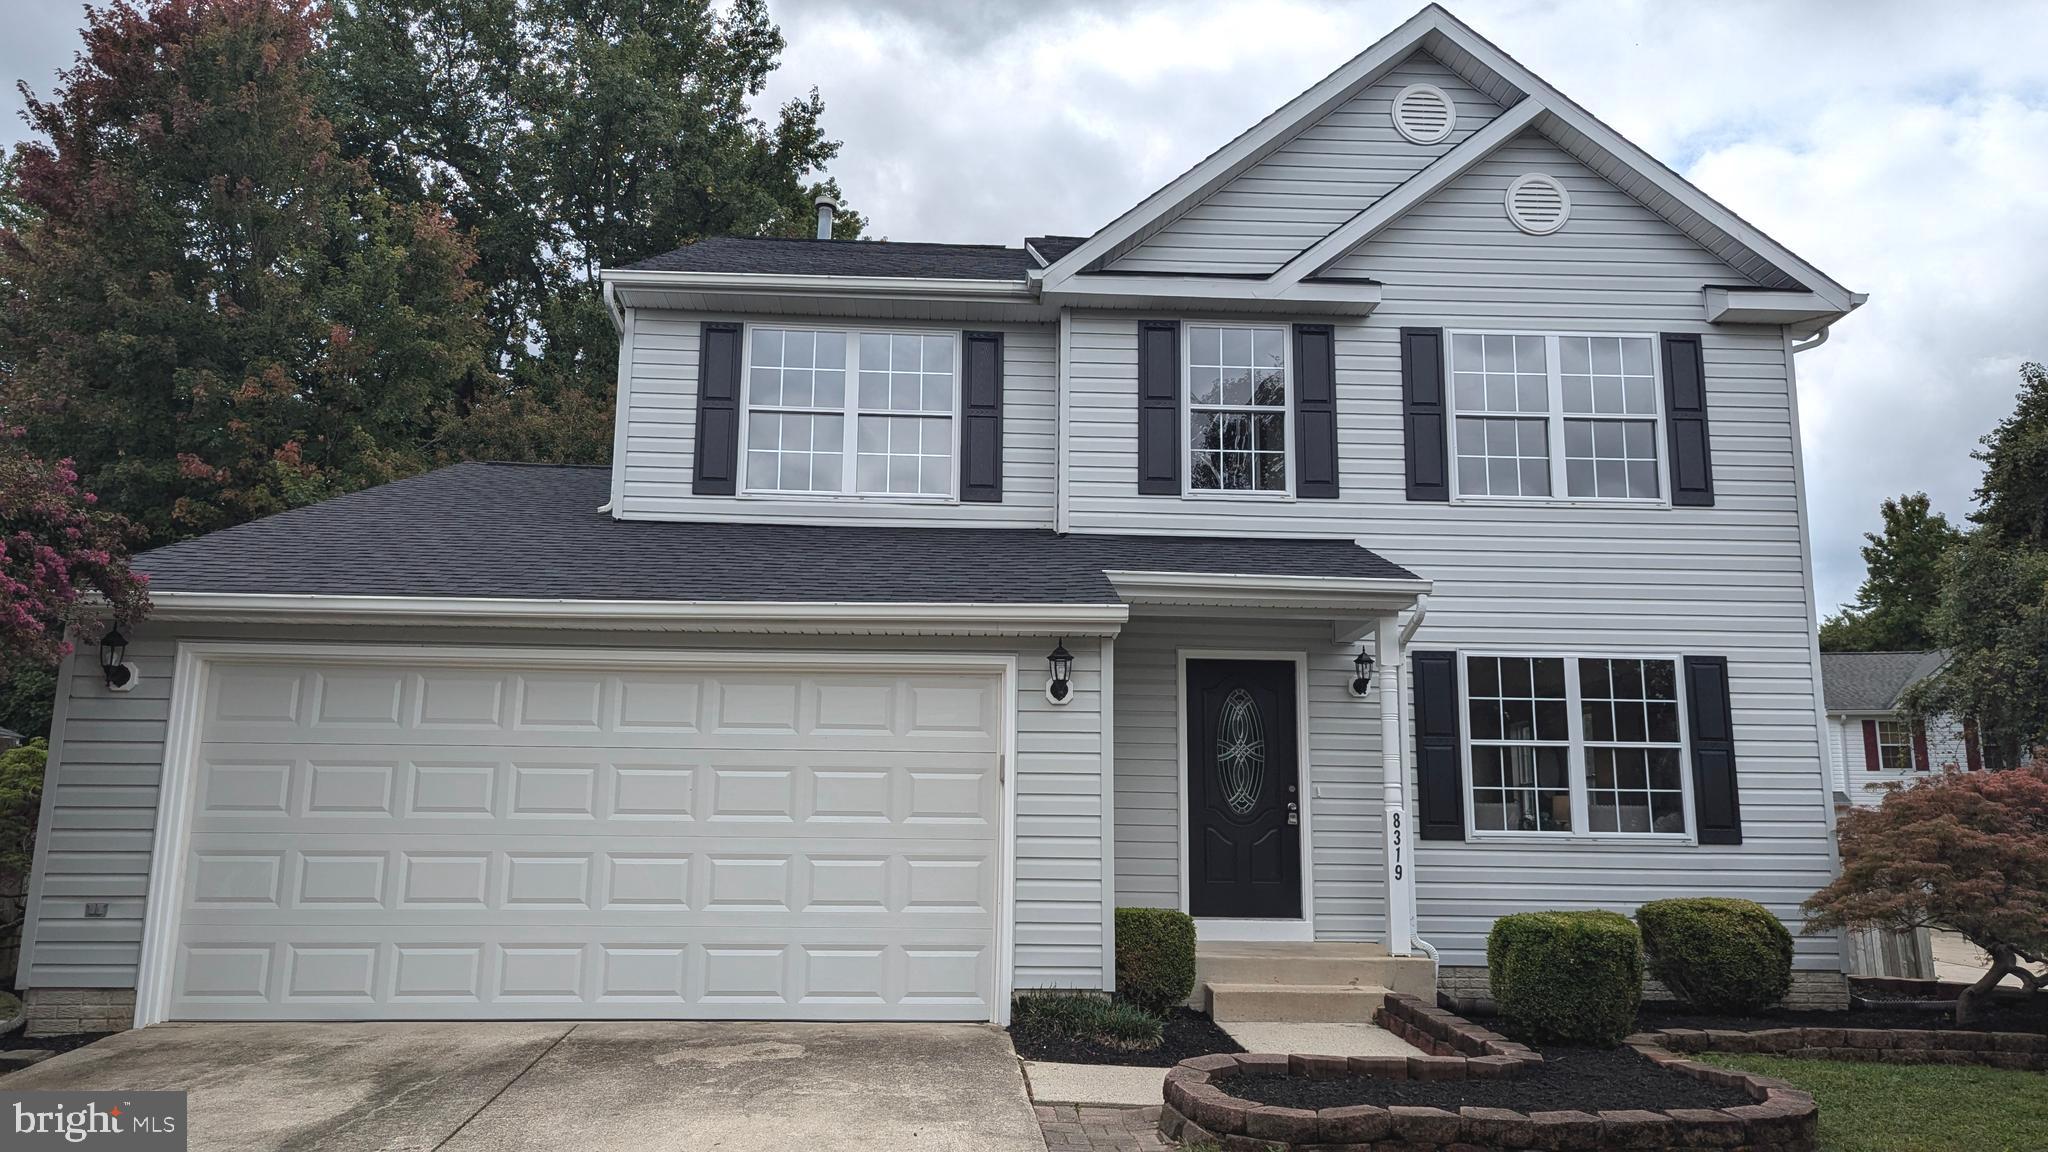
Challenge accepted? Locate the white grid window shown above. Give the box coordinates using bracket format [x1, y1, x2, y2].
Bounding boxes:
[1449, 332, 1666, 503]
[742, 327, 956, 498]
[1580, 658, 1686, 833]
[1466, 656, 1573, 832]
[1187, 324, 1289, 493]
[1876, 719, 1918, 773]
[1463, 653, 1693, 839]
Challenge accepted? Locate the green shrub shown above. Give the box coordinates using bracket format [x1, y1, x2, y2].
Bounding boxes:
[1637, 898, 1793, 1014]
[1488, 910, 1643, 1047]
[1010, 991, 1164, 1050]
[1115, 907, 1197, 1013]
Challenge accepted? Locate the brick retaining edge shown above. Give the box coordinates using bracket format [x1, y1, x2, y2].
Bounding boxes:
[1633, 1023, 2048, 1071]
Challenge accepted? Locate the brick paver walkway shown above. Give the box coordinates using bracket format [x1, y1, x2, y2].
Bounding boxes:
[1036, 1103, 1176, 1151]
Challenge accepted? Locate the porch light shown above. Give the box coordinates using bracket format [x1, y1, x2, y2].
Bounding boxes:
[99, 626, 135, 692]
[1045, 639, 1074, 705]
[1350, 649, 1376, 698]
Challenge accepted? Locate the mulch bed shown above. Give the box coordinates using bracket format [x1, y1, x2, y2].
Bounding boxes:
[4, 1031, 114, 1056]
[1636, 995, 2048, 1035]
[1010, 1006, 1244, 1067]
[1222, 1044, 1753, 1113]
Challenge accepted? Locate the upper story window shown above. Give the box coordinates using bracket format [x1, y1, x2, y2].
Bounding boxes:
[743, 327, 956, 498]
[1448, 333, 1664, 503]
[1187, 323, 1290, 495]
[1465, 653, 1691, 839]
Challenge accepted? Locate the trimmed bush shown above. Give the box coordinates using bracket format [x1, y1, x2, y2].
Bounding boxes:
[1488, 910, 1644, 1047]
[1115, 906, 1197, 1013]
[1637, 897, 1793, 1014]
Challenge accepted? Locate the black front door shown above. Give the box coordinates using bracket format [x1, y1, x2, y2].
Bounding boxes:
[1186, 659, 1301, 919]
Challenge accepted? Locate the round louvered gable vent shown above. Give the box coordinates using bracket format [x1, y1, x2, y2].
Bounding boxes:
[1392, 83, 1455, 144]
[1505, 172, 1571, 235]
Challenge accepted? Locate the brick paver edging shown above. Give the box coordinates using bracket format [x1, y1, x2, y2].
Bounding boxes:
[1634, 1024, 2048, 1070]
[1376, 992, 1542, 1065]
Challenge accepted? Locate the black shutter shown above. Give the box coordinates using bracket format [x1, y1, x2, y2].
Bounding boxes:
[1413, 650, 1465, 841]
[1660, 333, 1715, 507]
[692, 321, 744, 495]
[1137, 320, 1180, 494]
[1400, 327, 1449, 501]
[1684, 654, 1743, 845]
[960, 330, 1004, 503]
[1293, 324, 1339, 499]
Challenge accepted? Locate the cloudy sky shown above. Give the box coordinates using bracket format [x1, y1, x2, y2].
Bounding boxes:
[7, 1, 2047, 613]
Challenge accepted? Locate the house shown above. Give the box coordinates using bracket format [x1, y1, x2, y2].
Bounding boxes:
[14, 4, 1862, 1036]
[1820, 650, 1980, 808]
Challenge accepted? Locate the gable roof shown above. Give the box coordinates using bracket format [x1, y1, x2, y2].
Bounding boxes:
[1040, 4, 1858, 315]
[133, 463, 1419, 606]
[1820, 650, 1950, 713]
[620, 235, 1037, 281]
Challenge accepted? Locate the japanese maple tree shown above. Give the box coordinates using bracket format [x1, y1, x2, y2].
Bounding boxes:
[1804, 764, 2048, 1024]
[0, 428, 149, 672]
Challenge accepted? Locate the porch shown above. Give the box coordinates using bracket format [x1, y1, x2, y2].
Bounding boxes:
[1099, 571, 1431, 984]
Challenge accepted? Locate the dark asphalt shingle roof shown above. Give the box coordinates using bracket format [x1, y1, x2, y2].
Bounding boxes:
[619, 235, 1038, 281]
[1026, 235, 1089, 264]
[135, 463, 1417, 604]
[1821, 650, 1949, 713]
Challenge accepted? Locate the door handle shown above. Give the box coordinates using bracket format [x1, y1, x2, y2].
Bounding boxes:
[1287, 801, 1299, 825]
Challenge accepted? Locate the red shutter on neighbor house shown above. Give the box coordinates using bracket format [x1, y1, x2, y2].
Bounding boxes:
[1861, 719, 1880, 771]
[1912, 719, 1931, 771]
[1964, 719, 1984, 771]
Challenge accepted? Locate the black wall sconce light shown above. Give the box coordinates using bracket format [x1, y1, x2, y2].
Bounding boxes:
[1349, 648, 1377, 698]
[1045, 639, 1074, 705]
[100, 626, 137, 692]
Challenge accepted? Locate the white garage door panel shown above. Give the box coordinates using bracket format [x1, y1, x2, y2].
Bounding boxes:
[167, 661, 1003, 1021]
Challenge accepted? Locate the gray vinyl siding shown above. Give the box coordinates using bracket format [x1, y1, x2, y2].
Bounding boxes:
[19, 626, 1108, 994]
[1111, 617, 1388, 941]
[615, 310, 1057, 527]
[1069, 129, 1837, 970]
[1109, 51, 1502, 276]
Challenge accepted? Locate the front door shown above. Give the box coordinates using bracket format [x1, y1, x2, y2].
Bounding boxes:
[1186, 659, 1301, 919]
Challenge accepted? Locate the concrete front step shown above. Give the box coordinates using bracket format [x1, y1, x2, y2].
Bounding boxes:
[1194, 942, 1437, 1001]
[1206, 982, 1390, 1023]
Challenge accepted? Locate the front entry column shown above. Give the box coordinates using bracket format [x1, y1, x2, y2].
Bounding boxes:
[1378, 614, 1414, 956]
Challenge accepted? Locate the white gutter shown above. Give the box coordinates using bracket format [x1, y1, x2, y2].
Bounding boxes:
[599, 268, 1035, 301]
[144, 592, 1128, 636]
[1105, 570, 1432, 605]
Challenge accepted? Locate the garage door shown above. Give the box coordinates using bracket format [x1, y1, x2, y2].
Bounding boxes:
[163, 657, 1003, 1021]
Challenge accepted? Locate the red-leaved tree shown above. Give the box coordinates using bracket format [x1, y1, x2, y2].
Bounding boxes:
[1804, 764, 2048, 1024]
[0, 427, 150, 670]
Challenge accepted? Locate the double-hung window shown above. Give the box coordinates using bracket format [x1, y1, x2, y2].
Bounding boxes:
[743, 327, 957, 498]
[1186, 323, 1291, 495]
[1448, 333, 1665, 502]
[1874, 719, 1918, 773]
[1464, 653, 1691, 838]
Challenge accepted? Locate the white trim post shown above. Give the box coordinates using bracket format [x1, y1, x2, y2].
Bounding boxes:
[1378, 614, 1413, 956]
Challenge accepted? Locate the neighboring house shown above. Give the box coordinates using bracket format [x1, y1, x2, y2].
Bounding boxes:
[1820, 650, 1980, 808]
[15, 4, 1863, 1036]
[0, 727, 20, 751]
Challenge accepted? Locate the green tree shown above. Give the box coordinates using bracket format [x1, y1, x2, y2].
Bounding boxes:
[1820, 493, 1965, 651]
[323, 0, 864, 463]
[1910, 363, 2048, 767]
[0, 0, 492, 547]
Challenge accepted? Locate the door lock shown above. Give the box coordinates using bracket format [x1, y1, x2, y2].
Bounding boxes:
[1287, 801, 1300, 825]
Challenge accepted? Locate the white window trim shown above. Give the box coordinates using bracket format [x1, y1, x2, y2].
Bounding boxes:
[1875, 717, 1920, 773]
[1180, 321, 1296, 501]
[735, 322, 963, 503]
[1444, 329, 1672, 507]
[1457, 649, 1696, 844]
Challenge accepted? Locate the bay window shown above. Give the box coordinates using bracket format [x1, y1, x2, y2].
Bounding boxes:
[1464, 652, 1693, 838]
[742, 326, 957, 498]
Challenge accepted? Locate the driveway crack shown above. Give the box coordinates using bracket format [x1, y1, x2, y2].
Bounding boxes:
[430, 1023, 577, 1151]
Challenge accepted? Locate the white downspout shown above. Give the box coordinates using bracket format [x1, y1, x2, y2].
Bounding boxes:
[1392, 597, 1442, 968]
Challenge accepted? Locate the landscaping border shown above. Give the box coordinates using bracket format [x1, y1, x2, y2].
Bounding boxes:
[1375, 992, 1541, 1065]
[1633, 1024, 2048, 1070]
[1158, 1049, 1817, 1151]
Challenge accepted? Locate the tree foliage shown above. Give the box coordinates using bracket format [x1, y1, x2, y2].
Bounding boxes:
[0, 738, 47, 888]
[1820, 492, 1964, 652]
[0, 430, 150, 671]
[323, 0, 863, 463]
[1803, 765, 2048, 1024]
[0, 0, 492, 547]
[1910, 364, 2048, 765]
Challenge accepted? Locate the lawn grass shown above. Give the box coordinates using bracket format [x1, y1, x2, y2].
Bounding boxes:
[1703, 1054, 2048, 1152]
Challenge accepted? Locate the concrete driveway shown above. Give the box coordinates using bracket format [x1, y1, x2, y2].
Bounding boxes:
[3, 1021, 1045, 1152]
